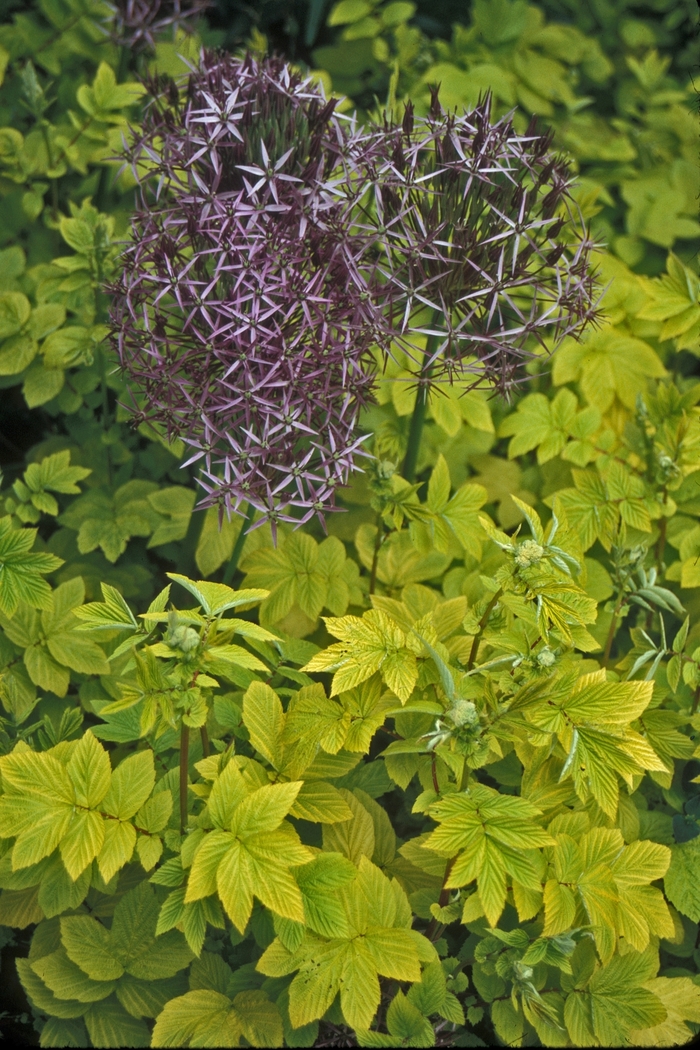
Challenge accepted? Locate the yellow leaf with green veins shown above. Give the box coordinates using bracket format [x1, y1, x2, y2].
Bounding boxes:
[629, 977, 700, 1047]
[258, 858, 431, 1031]
[304, 609, 419, 702]
[425, 784, 553, 927]
[553, 326, 665, 412]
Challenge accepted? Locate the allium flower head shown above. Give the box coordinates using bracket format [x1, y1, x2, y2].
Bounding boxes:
[104, 0, 210, 51]
[111, 56, 601, 531]
[360, 88, 602, 398]
[111, 51, 389, 530]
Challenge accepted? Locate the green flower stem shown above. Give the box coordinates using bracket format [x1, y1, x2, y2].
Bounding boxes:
[467, 588, 503, 670]
[179, 722, 189, 835]
[401, 324, 441, 483]
[402, 377, 430, 483]
[602, 593, 627, 669]
[99, 347, 112, 488]
[368, 516, 387, 595]
[222, 502, 256, 585]
[425, 856, 456, 942]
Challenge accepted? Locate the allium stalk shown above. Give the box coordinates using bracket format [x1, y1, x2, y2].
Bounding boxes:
[111, 54, 602, 529]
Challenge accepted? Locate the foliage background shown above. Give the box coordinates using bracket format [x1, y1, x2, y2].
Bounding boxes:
[0, 0, 698, 1046]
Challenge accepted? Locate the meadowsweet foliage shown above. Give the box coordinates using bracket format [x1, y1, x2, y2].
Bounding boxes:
[112, 51, 392, 528]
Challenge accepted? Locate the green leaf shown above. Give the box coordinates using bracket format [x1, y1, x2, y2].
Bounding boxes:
[665, 837, 700, 922]
[166, 574, 268, 616]
[0, 517, 63, 616]
[233, 781, 303, 838]
[24, 643, 70, 695]
[38, 855, 91, 919]
[328, 0, 373, 25]
[295, 853, 356, 939]
[38, 1017, 88, 1048]
[322, 789, 375, 865]
[0, 290, 30, 340]
[66, 730, 111, 809]
[235, 989, 284, 1048]
[243, 680, 284, 769]
[16, 957, 88, 1019]
[72, 583, 138, 632]
[385, 990, 435, 1046]
[290, 781, 354, 824]
[83, 995, 150, 1048]
[0, 885, 44, 927]
[96, 820, 137, 883]
[194, 507, 241, 578]
[427, 455, 451, 514]
[110, 882, 193, 978]
[628, 977, 700, 1047]
[60, 917, 124, 982]
[101, 751, 155, 821]
[23, 362, 65, 408]
[59, 808, 105, 880]
[304, 609, 419, 703]
[151, 989, 243, 1047]
[115, 974, 188, 1020]
[339, 942, 381, 1030]
[31, 947, 115, 1003]
[147, 487, 196, 548]
[588, 953, 666, 1044]
[134, 790, 172, 834]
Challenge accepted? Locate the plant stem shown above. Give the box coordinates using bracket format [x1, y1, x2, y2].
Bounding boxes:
[431, 753, 440, 793]
[692, 684, 700, 716]
[602, 593, 626, 669]
[369, 517, 386, 595]
[200, 725, 210, 758]
[222, 502, 255, 585]
[99, 348, 113, 487]
[179, 722, 189, 835]
[467, 588, 503, 670]
[425, 856, 456, 942]
[656, 513, 668, 569]
[402, 379, 430, 484]
[402, 326, 440, 483]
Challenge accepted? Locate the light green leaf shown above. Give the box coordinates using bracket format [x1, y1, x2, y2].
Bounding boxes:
[83, 995, 150, 1048]
[66, 730, 111, 809]
[166, 574, 268, 616]
[665, 837, 700, 922]
[243, 681, 284, 769]
[60, 916, 124, 982]
[31, 947, 115, 1003]
[151, 989, 242, 1048]
[59, 809, 105, 880]
[101, 751, 155, 821]
[322, 789, 375, 865]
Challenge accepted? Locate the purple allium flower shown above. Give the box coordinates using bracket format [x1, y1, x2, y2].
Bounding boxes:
[105, 0, 210, 50]
[110, 51, 390, 531]
[360, 89, 602, 400]
[110, 55, 601, 529]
